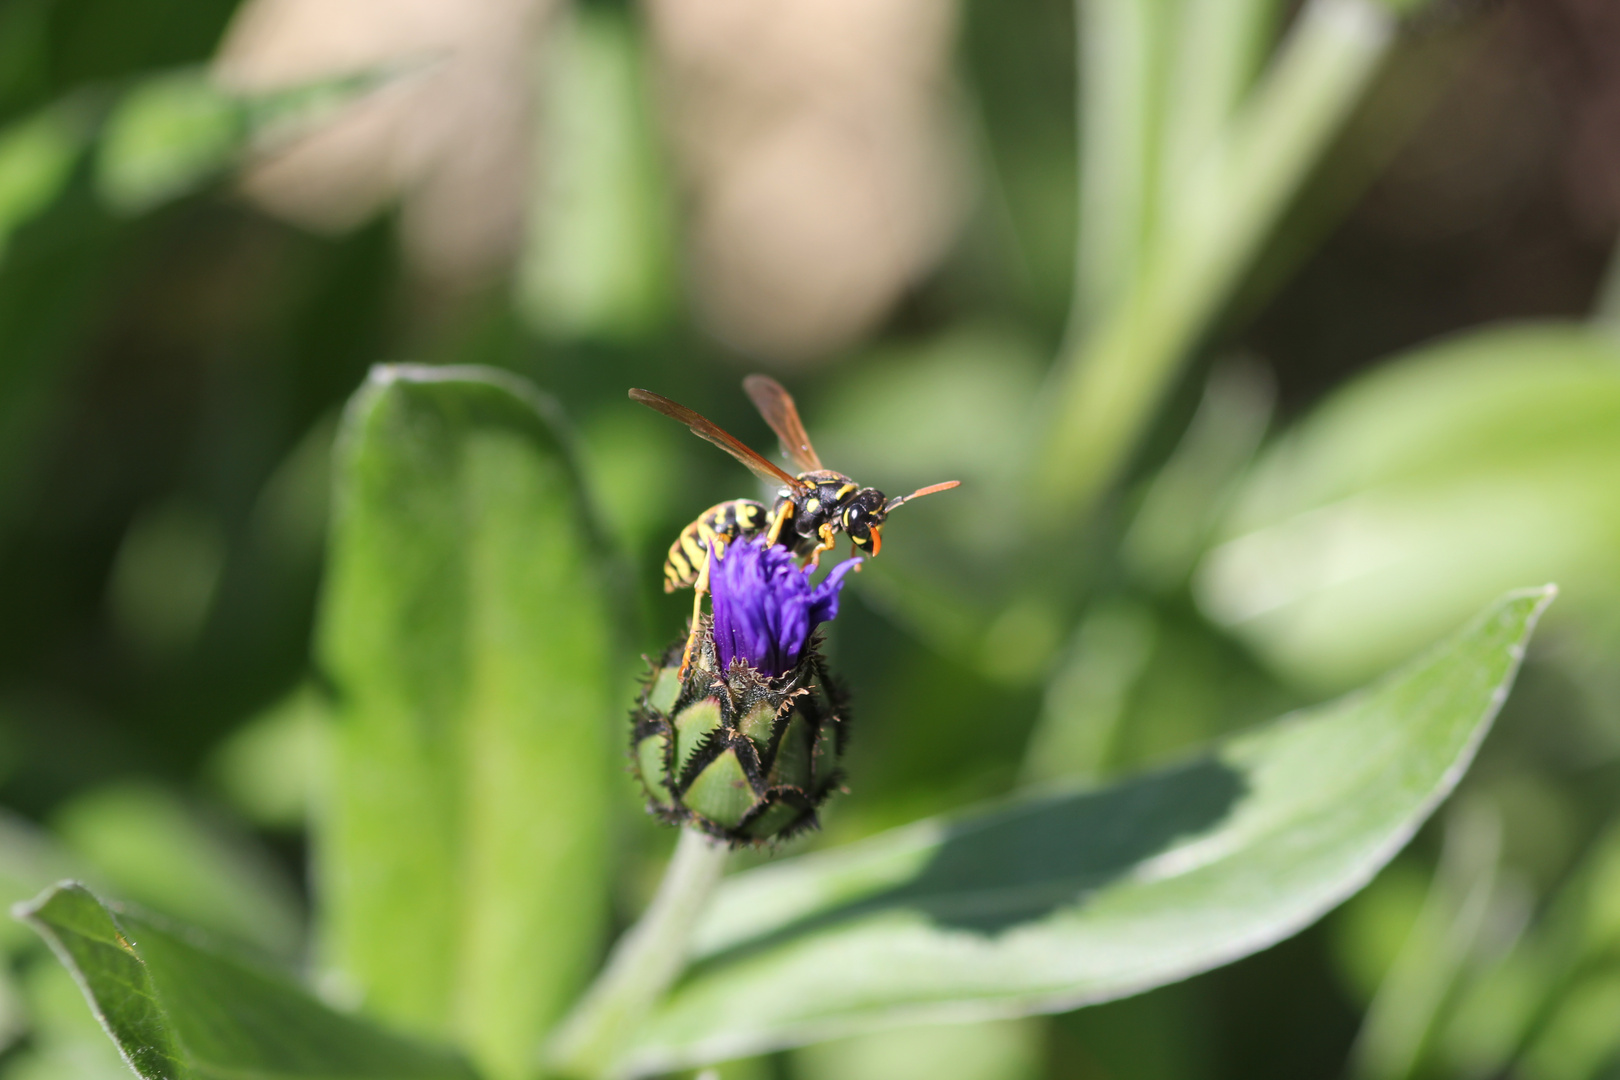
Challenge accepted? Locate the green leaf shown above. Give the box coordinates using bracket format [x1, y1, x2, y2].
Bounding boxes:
[1037, 0, 1394, 523]
[13, 882, 477, 1080]
[206, 682, 330, 830]
[621, 587, 1553, 1075]
[0, 810, 78, 954]
[794, 1018, 1043, 1080]
[0, 107, 84, 260]
[1197, 324, 1620, 690]
[518, 6, 673, 340]
[95, 70, 242, 214]
[51, 781, 304, 960]
[91, 63, 420, 218]
[318, 365, 618, 1079]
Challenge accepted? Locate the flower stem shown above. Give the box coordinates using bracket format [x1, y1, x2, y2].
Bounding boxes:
[546, 828, 730, 1078]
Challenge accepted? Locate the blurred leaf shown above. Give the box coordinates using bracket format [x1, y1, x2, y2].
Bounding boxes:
[1053, 984, 1213, 1080]
[1123, 363, 1274, 591]
[1038, 0, 1394, 522]
[0, 108, 84, 260]
[1071, 0, 1164, 332]
[1157, 0, 1280, 216]
[576, 405, 684, 560]
[1023, 597, 1297, 788]
[1520, 970, 1620, 1080]
[0, 813, 73, 1056]
[91, 62, 418, 218]
[95, 69, 241, 214]
[811, 324, 1048, 677]
[619, 587, 1552, 1074]
[51, 781, 303, 959]
[1331, 858, 1429, 1004]
[318, 365, 618, 1079]
[1349, 803, 1510, 1080]
[252, 413, 336, 556]
[0, 810, 77, 954]
[1434, 821, 1620, 1078]
[207, 682, 329, 830]
[0, 964, 21, 1055]
[1021, 598, 1158, 785]
[106, 497, 226, 660]
[519, 6, 673, 339]
[794, 1018, 1044, 1080]
[815, 323, 1043, 564]
[14, 882, 478, 1080]
[1197, 324, 1620, 691]
[0, 0, 49, 114]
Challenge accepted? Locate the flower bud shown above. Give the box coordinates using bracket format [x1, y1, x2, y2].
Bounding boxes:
[630, 628, 849, 844]
[630, 539, 858, 845]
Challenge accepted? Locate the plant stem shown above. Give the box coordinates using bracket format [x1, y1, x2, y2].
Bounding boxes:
[1037, 0, 1394, 527]
[1071, 0, 1164, 338]
[546, 827, 729, 1079]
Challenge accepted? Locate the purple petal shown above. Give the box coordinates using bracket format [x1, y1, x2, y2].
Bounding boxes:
[708, 540, 859, 677]
[808, 557, 863, 631]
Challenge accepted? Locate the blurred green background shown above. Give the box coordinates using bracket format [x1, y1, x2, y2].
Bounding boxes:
[2, 0, 1620, 1077]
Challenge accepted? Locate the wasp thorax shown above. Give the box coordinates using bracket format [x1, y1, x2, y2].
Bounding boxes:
[629, 626, 848, 845]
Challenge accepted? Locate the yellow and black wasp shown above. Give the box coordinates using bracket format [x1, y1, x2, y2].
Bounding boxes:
[631, 375, 959, 672]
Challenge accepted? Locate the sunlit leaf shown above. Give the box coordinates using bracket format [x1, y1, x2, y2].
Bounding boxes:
[318, 364, 618, 1080]
[1198, 324, 1620, 690]
[14, 882, 476, 1080]
[620, 587, 1552, 1075]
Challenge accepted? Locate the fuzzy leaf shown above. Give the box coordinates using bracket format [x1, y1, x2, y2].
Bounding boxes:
[318, 365, 618, 1079]
[14, 881, 477, 1079]
[1197, 324, 1620, 690]
[621, 587, 1553, 1075]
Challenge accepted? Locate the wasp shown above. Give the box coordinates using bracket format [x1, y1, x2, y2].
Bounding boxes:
[632, 375, 959, 673]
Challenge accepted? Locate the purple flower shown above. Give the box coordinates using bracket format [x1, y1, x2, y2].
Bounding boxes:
[709, 539, 862, 677]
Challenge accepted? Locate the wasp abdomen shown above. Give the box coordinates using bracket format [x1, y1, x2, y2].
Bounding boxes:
[663, 499, 769, 591]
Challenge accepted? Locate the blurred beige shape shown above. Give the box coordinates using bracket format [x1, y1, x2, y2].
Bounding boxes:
[213, 0, 554, 281]
[646, 0, 971, 365]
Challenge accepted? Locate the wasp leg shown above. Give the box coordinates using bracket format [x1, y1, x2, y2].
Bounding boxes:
[679, 528, 728, 679]
[765, 501, 793, 547]
[805, 523, 838, 572]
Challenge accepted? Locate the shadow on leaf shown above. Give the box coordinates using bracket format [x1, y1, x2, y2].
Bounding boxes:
[693, 756, 1246, 969]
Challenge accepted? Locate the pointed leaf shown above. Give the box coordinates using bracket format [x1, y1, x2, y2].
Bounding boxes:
[622, 587, 1553, 1074]
[318, 365, 618, 1079]
[14, 882, 476, 1080]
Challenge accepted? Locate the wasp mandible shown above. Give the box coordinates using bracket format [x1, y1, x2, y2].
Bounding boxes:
[632, 375, 959, 674]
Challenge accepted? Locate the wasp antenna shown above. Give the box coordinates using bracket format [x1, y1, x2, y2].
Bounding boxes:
[884, 480, 960, 512]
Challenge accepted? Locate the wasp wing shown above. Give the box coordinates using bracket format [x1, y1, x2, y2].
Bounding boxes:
[630, 388, 807, 491]
[743, 374, 823, 473]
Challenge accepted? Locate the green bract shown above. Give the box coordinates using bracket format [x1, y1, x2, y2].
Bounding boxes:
[631, 623, 848, 845]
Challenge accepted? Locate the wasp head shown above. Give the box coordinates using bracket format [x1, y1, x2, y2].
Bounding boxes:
[841, 488, 889, 556]
[843, 479, 961, 557]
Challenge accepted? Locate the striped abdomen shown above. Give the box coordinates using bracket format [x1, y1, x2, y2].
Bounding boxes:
[663, 499, 769, 592]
